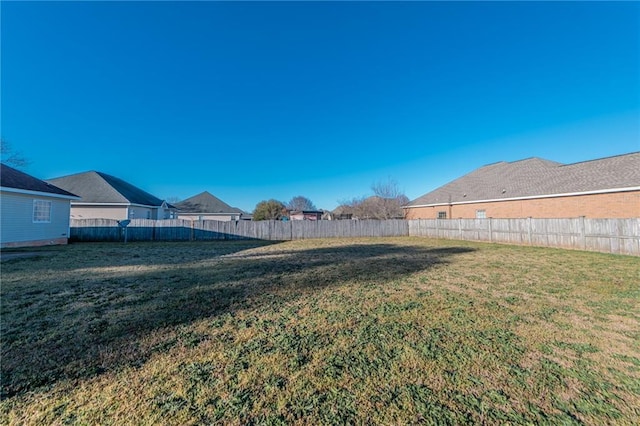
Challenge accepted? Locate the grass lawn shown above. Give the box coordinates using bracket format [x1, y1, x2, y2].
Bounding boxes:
[1, 237, 639, 425]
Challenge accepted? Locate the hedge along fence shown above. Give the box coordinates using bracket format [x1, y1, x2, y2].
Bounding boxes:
[70, 217, 639, 256]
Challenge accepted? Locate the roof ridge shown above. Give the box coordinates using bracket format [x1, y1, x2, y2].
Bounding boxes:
[47, 170, 100, 180]
[92, 171, 131, 202]
[102, 173, 163, 205]
[481, 160, 506, 167]
[48, 170, 163, 206]
[176, 191, 241, 213]
[507, 157, 562, 166]
[559, 151, 640, 167]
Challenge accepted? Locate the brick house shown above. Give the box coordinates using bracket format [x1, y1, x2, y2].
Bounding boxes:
[404, 152, 640, 219]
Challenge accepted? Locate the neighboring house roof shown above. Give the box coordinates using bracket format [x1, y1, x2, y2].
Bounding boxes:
[1, 164, 78, 199]
[174, 191, 244, 214]
[407, 152, 640, 207]
[47, 171, 165, 206]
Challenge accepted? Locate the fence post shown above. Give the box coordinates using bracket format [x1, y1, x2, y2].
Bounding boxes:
[489, 218, 493, 243]
[609, 218, 615, 254]
[636, 219, 640, 257]
[527, 217, 532, 246]
[580, 216, 586, 250]
[458, 219, 463, 240]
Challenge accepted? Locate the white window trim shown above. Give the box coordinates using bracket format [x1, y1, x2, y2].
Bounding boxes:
[33, 199, 52, 223]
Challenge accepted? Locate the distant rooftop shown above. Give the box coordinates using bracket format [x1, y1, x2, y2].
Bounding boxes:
[407, 152, 640, 207]
[47, 171, 165, 206]
[174, 191, 244, 214]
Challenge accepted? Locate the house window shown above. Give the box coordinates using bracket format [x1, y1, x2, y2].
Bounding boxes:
[33, 200, 52, 223]
[476, 209, 487, 219]
[437, 211, 447, 219]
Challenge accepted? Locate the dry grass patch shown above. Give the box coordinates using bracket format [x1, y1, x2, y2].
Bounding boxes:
[1, 238, 639, 424]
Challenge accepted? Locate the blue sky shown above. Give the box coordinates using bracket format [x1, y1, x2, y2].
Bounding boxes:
[2, 1, 638, 212]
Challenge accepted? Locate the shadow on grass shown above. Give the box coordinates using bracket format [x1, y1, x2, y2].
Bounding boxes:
[1, 241, 475, 399]
[0, 240, 282, 271]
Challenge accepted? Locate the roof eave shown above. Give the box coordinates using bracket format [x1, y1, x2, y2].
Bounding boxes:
[1, 186, 81, 200]
[404, 186, 640, 209]
[71, 202, 166, 208]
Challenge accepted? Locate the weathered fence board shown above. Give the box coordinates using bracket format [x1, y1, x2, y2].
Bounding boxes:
[70, 218, 638, 255]
[407, 218, 638, 255]
[69, 219, 411, 242]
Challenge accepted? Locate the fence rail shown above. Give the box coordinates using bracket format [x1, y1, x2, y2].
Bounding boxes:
[70, 217, 639, 256]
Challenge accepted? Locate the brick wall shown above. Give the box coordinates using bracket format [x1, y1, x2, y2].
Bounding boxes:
[405, 190, 640, 219]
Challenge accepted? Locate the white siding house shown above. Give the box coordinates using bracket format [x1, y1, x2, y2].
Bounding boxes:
[1, 165, 79, 248]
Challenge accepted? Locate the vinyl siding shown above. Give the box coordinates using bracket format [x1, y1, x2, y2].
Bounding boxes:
[1, 191, 71, 247]
[177, 213, 240, 222]
[70, 205, 159, 220]
[129, 206, 156, 220]
[71, 205, 128, 220]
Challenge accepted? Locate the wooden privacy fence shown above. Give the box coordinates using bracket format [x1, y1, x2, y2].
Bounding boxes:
[70, 217, 639, 255]
[70, 218, 409, 242]
[408, 218, 639, 256]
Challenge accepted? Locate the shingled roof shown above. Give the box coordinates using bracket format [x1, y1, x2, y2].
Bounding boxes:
[1, 164, 78, 198]
[174, 191, 244, 214]
[46, 171, 164, 206]
[407, 152, 640, 207]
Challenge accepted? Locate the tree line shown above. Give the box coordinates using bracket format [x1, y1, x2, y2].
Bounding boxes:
[252, 178, 408, 221]
[252, 196, 317, 221]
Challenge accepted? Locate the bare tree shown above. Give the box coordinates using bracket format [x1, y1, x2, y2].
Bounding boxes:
[335, 196, 365, 219]
[1, 139, 30, 169]
[369, 177, 409, 219]
[287, 195, 317, 211]
[338, 178, 408, 220]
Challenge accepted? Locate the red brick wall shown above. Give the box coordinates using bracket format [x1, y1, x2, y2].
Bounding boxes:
[405, 191, 640, 219]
